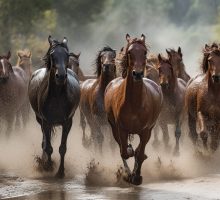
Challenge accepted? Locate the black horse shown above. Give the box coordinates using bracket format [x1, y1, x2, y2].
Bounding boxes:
[28, 36, 80, 178]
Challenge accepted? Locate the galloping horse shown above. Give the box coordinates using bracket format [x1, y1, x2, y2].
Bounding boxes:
[154, 54, 186, 155]
[0, 51, 27, 135]
[69, 52, 96, 81]
[17, 49, 32, 80]
[80, 46, 116, 152]
[104, 34, 163, 185]
[166, 47, 190, 82]
[185, 43, 220, 153]
[16, 49, 32, 128]
[28, 36, 80, 177]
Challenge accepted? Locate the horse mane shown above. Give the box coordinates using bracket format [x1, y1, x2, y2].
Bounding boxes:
[201, 42, 220, 73]
[157, 55, 171, 69]
[119, 38, 148, 78]
[94, 46, 116, 77]
[42, 40, 69, 70]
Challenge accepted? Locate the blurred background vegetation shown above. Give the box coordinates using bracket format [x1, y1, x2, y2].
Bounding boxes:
[0, 0, 220, 72]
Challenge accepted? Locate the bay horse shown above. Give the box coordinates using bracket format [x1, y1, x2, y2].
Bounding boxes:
[28, 36, 80, 178]
[0, 51, 27, 135]
[154, 54, 186, 155]
[166, 47, 190, 82]
[79, 46, 116, 153]
[185, 43, 220, 153]
[69, 52, 96, 81]
[104, 34, 163, 185]
[16, 49, 32, 128]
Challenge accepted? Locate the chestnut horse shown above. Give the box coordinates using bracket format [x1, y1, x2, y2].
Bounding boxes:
[28, 36, 80, 177]
[166, 47, 190, 82]
[153, 54, 186, 155]
[185, 43, 220, 153]
[80, 46, 116, 153]
[104, 34, 163, 185]
[0, 51, 27, 135]
[69, 52, 96, 81]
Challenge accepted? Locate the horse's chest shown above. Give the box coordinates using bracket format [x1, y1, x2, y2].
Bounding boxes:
[43, 96, 71, 122]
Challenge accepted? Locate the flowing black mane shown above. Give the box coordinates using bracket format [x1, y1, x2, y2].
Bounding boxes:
[42, 40, 69, 70]
[94, 46, 116, 77]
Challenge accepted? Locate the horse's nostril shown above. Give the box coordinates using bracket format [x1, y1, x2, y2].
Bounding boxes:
[55, 73, 59, 79]
[132, 70, 136, 76]
[65, 74, 67, 78]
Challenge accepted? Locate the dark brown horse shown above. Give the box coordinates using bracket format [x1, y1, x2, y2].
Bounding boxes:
[185, 43, 220, 153]
[28, 36, 80, 178]
[166, 47, 190, 82]
[69, 52, 96, 81]
[104, 34, 163, 185]
[153, 54, 186, 155]
[80, 46, 116, 153]
[0, 51, 27, 135]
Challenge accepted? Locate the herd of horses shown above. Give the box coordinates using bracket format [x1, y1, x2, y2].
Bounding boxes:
[0, 34, 220, 185]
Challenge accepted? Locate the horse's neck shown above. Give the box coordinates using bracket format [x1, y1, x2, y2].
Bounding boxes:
[47, 70, 65, 96]
[207, 72, 220, 95]
[123, 70, 144, 106]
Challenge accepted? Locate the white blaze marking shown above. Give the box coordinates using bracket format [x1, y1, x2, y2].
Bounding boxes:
[1, 59, 5, 75]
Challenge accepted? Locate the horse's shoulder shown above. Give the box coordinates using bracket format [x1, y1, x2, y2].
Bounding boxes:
[143, 78, 162, 95]
[187, 74, 205, 88]
[106, 77, 123, 91]
[81, 78, 97, 90]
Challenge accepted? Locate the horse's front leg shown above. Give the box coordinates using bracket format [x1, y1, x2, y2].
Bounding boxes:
[130, 128, 151, 185]
[159, 121, 170, 151]
[174, 118, 181, 156]
[197, 111, 208, 151]
[56, 118, 72, 178]
[41, 121, 53, 171]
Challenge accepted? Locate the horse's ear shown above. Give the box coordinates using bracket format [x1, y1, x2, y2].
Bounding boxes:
[17, 51, 22, 58]
[166, 49, 171, 57]
[63, 37, 68, 45]
[178, 47, 182, 58]
[28, 51, 32, 58]
[120, 47, 124, 52]
[76, 52, 81, 59]
[141, 34, 145, 42]
[48, 35, 53, 45]
[6, 51, 11, 60]
[158, 54, 163, 63]
[126, 34, 131, 42]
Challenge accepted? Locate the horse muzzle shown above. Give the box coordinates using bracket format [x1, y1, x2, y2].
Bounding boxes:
[132, 70, 144, 81]
[0, 76, 9, 83]
[55, 73, 67, 85]
[212, 75, 220, 83]
[160, 82, 169, 89]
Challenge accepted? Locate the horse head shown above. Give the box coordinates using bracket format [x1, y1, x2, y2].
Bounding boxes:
[157, 53, 175, 90]
[44, 35, 69, 85]
[0, 51, 13, 82]
[123, 34, 148, 81]
[95, 46, 116, 79]
[69, 52, 80, 74]
[202, 43, 220, 84]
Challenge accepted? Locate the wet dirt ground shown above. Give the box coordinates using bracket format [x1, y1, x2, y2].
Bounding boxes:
[1, 111, 220, 200]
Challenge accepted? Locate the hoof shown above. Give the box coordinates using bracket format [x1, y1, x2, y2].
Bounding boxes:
[127, 144, 134, 157]
[35, 156, 54, 172]
[130, 174, 143, 185]
[55, 171, 65, 179]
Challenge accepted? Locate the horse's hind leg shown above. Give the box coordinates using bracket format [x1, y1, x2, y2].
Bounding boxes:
[5, 113, 15, 137]
[152, 123, 160, 148]
[188, 113, 198, 145]
[41, 120, 53, 171]
[160, 122, 170, 150]
[56, 118, 72, 178]
[131, 128, 151, 185]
